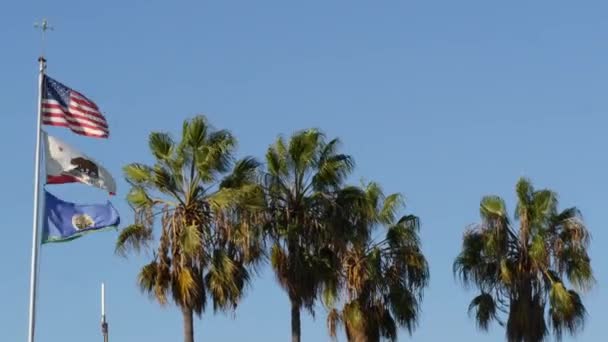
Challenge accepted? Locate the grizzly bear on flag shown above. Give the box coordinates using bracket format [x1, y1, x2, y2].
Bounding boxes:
[44, 132, 117, 195]
[69, 157, 99, 178]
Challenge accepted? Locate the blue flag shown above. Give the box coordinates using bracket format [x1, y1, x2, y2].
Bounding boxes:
[43, 191, 120, 244]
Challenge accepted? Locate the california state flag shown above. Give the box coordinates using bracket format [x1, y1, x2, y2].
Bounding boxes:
[44, 132, 117, 195]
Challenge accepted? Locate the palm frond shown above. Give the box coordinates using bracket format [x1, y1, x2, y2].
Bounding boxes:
[219, 156, 260, 189]
[531, 189, 558, 226]
[270, 244, 290, 290]
[327, 308, 343, 341]
[396, 214, 421, 232]
[124, 163, 154, 185]
[379, 307, 398, 341]
[205, 251, 249, 311]
[152, 165, 180, 197]
[388, 285, 419, 331]
[138, 260, 159, 296]
[549, 285, 586, 340]
[115, 224, 153, 257]
[197, 129, 236, 179]
[312, 154, 354, 191]
[174, 267, 199, 307]
[529, 233, 549, 269]
[182, 115, 209, 148]
[126, 186, 153, 209]
[559, 247, 595, 292]
[378, 193, 404, 226]
[468, 292, 498, 331]
[515, 178, 534, 211]
[342, 301, 365, 335]
[499, 259, 515, 286]
[210, 184, 265, 211]
[266, 137, 289, 177]
[149, 132, 174, 161]
[318, 137, 341, 164]
[322, 283, 339, 309]
[180, 224, 202, 257]
[554, 208, 590, 248]
[453, 229, 487, 287]
[480, 195, 508, 221]
[288, 128, 322, 174]
[386, 220, 420, 249]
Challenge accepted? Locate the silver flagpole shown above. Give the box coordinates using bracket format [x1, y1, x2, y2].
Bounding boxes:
[27, 55, 46, 342]
[101, 283, 109, 342]
[28, 19, 51, 342]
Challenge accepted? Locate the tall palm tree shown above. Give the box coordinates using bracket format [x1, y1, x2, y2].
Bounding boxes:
[261, 129, 355, 342]
[454, 178, 594, 342]
[116, 116, 264, 342]
[327, 182, 429, 342]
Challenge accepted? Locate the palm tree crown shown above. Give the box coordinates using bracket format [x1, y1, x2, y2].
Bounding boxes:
[454, 178, 594, 342]
[261, 128, 355, 342]
[327, 182, 429, 342]
[116, 116, 263, 342]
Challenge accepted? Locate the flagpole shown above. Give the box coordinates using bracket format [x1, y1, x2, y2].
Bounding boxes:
[101, 283, 109, 342]
[27, 54, 46, 342]
[28, 19, 53, 342]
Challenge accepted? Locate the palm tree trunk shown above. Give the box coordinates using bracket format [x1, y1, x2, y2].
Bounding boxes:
[291, 301, 301, 342]
[182, 306, 194, 342]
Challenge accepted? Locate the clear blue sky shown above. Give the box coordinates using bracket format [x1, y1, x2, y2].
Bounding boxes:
[2, 1, 606, 341]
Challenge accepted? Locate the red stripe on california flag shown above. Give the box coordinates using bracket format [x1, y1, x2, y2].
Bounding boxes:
[47, 175, 114, 194]
[47, 174, 80, 184]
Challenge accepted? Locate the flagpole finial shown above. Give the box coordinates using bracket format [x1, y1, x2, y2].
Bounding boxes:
[34, 18, 53, 59]
[34, 18, 52, 31]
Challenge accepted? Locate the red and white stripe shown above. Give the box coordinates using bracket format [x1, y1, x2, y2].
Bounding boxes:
[42, 91, 109, 138]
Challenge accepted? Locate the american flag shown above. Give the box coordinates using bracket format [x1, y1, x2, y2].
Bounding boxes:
[42, 76, 109, 138]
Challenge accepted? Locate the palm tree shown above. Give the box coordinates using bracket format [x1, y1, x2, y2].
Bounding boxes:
[116, 116, 264, 342]
[261, 128, 355, 342]
[327, 182, 430, 342]
[454, 178, 594, 342]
